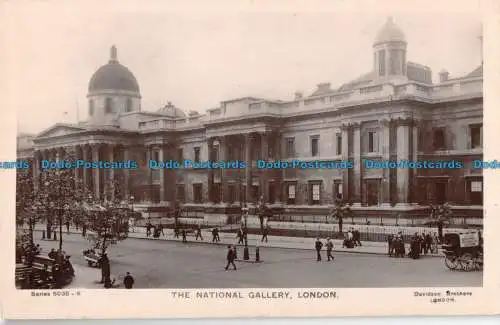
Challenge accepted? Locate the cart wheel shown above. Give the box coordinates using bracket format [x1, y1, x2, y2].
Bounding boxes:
[460, 253, 474, 272]
[444, 256, 459, 270]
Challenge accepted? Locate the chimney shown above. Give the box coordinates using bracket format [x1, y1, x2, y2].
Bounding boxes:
[439, 69, 449, 83]
[294, 91, 303, 100]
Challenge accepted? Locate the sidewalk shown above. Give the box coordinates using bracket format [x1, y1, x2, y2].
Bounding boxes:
[67, 264, 122, 289]
[31, 224, 442, 257]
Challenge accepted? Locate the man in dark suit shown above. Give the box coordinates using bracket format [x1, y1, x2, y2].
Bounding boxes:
[224, 246, 237, 271]
[315, 238, 323, 261]
[123, 272, 135, 289]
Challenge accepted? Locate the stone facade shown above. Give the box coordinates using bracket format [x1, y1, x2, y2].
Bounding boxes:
[16, 18, 483, 221]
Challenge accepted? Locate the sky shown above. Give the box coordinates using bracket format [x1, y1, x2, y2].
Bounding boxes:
[2, 0, 482, 134]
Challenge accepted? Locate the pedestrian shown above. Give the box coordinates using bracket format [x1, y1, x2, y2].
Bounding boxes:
[182, 229, 187, 243]
[212, 228, 218, 242]
[82, 223, 87, 237]
[387, 234, 394, 256]
[315, 238, 323, 261]
[159, 223, 165, 236]
[326, 238, 334, 261]
[48, 248, 57, 259]
[123, 272, 135, 289]
[353, 229, 362, 246]
[65, 220, 70, 234]
[261, 225, 269, 243]
[224, 245, 237, 271]
[195, 225, 203, 241]
[146, 223, 152, 237]
[237, 227, 244, 244]
[215, 227, 220, 242]
[174, 226, 180, 239]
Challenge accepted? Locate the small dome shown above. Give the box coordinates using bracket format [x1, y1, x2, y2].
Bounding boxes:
[374, 17, 406, 45]
[88, 46, 140, 93]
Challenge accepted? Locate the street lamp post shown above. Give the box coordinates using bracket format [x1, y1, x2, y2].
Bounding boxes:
[242, 207, 249, 260]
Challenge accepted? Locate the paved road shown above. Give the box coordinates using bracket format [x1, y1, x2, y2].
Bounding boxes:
[34, 232, 482, 289]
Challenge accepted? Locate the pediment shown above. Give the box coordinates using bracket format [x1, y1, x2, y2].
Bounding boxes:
[37, 123, 86, 138]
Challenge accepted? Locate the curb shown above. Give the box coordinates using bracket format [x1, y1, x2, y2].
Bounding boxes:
[32, 229, 443, 258]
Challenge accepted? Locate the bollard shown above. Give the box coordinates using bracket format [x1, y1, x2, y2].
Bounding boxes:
[255, 246, 260, 262]
[42, 230, 46, 239]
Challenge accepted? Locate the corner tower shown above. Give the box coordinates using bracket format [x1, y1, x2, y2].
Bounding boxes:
[87, 45, 141, 126]
[373, 17, 407, 81]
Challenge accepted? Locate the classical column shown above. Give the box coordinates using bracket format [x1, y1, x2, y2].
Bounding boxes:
[340, 124, 350, 201]
[207, 138, 215, 203]
[33, 151, 40, 190]
[219, 136, 229, 202]
[379, 119, 391, 206]
[352, 123, 362, 205]
[260, 132, 269, 202]
[273, 131, 282, 203]
[245, 134, 253, 204]
[411, 120, 419, 203]
[73, 146, 80, 187]
[82, 145, 90, 190]
[158, 144, 166, 202]
[396, 118, 412, 205]
[91, 144, 101, 199]
[108, 144, 115, 201]
[145, 146, 152, 202]
[122, 146, 131, 198]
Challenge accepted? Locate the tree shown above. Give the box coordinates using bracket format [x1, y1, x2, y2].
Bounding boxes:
[330, 196, 352, 235]
[84, 203, 130, 255]
[16, 167, 37, 245]
[429, 202, 452, 242]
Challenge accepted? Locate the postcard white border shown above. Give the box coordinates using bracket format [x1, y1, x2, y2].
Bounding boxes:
[1, 0, 499, 319]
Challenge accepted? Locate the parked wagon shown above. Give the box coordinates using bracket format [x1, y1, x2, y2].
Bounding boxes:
[442, 231, 483, 271]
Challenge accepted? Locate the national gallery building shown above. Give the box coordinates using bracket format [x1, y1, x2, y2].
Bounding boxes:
[17, 18, 483, 221]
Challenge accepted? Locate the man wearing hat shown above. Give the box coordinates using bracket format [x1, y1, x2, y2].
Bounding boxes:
[326, 238, 335, 261]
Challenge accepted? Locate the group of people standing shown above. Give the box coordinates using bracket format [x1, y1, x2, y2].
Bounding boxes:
[341, 228, 362, 248]
[388, 232, 439, 259]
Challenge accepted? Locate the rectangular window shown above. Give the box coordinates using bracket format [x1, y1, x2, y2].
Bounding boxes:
[365, 180, 379, 206]
[310, 183, 321, 205]
[193, 184, 203, 203]
[368, 131, 376, 153]
[435, 182, 447, 204]
[176, 185, 185, 203]
[334, 181, 343, 200]
[286, 137, 295, 158]
[336, 133, 342, 155]
[194, 147, 200, 162]
[251, 185, 259, 203]
[211, 145, 219, 161]
[311, 135, 319, 157]
[378, 50, 386, 75]
[287, 183, 296, 205]
[268, 183, 275, 204]
[389, 49, 400, 75]
[228, 184, 237, 203]
[470, 124, 482, 149]
[433, 129, 446, 150]
[469, 180, 483, 205]
[105, 98, 113, 114]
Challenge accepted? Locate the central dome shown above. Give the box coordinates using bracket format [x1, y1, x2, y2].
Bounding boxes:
[374, 17, 406, 45]
[88, 45, 140, 93]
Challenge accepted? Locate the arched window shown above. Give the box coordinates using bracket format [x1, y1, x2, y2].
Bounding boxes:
[105, 98, 113, 114]
[126, 98, 133, 112]
[88, 99, 94, 116]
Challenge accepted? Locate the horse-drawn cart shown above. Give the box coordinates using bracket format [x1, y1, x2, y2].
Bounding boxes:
[442, 231, 483, 271]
